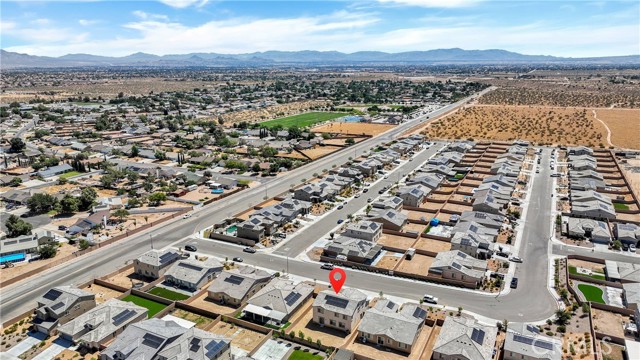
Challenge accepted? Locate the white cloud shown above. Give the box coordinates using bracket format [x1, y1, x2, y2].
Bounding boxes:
[78, 19, 100, 26]
[378, 0, 480, 8]
[158, 0, 209, 9]
[2, 18, 88, 44]
[132, 10, 169, 21]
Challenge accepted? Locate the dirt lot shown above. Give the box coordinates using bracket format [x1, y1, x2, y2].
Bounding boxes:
[592, 109, 640, 149]
[422, 105, 609, 147]
[347, 323, 433, 360]
[396, 254, 435, 275]
[208, 321, 266, 352]
[300, 146, 342, 160]
[311, 122, 396, 136]
[170, 309, 216, 329]
[0, 242, 77, 282]
[375, 253, 403, 270]
[442, 203, 473, 213]
[378, 234, 418, 250]
[620, 158, 640, 199]
[405, 210, 434, 221]
[103, 267, 150, 289]
[404, 223, 427, 234]
[591, 308, 629, 338]
[82, 283, 124, 303]
[413, 238, 451, 253]
[277, 151, 308, 159]
[188, 292, 238, 315]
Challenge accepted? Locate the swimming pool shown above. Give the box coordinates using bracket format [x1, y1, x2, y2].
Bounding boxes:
[342, 115, 363, 123]
[226, 225, 237, 235]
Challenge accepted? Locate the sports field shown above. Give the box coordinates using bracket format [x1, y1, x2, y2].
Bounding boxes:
[260, 112, 346, 128]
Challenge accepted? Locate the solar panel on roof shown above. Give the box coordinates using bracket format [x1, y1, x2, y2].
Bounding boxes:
[206, 340, 226, 357]
[224, 275, 245, 285]
[284, 292, 302, 306]
[159, 252, 174, 263]
[325, 295, 349, 309]
[50, 302, 64, 310]
[469, 224, 478, 233]
[471, 328, 485, 345]
[412, 307, 427, 319]
[452, 262, 462, 270]
[386, 301, 396, 309]
[112, 309, 136, 326]
[43, 289, 62, 301]
[142, 333, 165, 349]
[178, 262, 204, 271]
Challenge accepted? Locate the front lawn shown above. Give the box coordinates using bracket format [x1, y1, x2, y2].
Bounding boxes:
[260, 112, 346, 128]
[59, 171, 82, 179]
[122, 294, 167, 317]
[148, 287, 190, 301]
[288, 350, 324, 360]
[577, 284, 605, 304]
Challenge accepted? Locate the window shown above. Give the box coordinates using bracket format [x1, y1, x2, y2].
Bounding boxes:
[339, 322, 345, 328]
[319, 317, 324, 324]
[318, 308, 323, 314]
[342, 314, 348, 320]
[452, 273, 456, 279]
[330, 320, 336, 326]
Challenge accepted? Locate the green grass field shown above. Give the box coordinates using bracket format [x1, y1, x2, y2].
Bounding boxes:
[568, 266, 606, 280]
[122, 294, 167, 317]
[288, 350, 323, 360]
[577, 284, 605, 304]
[59, 171, 82, 179]
[260, 112, 346, 128]
[613, 203, 630, 210]
[148, 287, 190, 301]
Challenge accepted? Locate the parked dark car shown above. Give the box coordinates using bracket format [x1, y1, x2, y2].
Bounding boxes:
[233, 257, 243, 262]
[510, 277, 519, 289]
[184, 244, 197, 252]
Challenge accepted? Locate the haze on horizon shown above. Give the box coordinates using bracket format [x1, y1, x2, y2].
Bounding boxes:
[1, 0, 639, 58]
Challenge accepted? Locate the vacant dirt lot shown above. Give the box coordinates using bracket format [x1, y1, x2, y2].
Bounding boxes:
[375, 253, 402, 270]
[82, 283, 124, 303]
[378, 234, 417, 250]
[189, 292, 238, 315]
[396, 254, 435, 275]
[423, 105, 609, 147]
[593, 109, 640, 149]
[170, 309, 216, 329]
[300, 146, 342, 160]
[312, 122, 396, 136]
[413, 238, 451, 253]
[103, 267, 150, 289]
[208, 321, 266, 352]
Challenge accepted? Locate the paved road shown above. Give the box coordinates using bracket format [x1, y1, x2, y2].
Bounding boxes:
[0, 92, 485, 321]
[553, 243, 639, 262]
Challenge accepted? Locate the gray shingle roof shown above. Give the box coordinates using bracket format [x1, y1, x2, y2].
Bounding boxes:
[434, 317, 497, 360]
[313, 288, 367, 317]
[358, 301, 424, 346]
[208, 267, 273, 302]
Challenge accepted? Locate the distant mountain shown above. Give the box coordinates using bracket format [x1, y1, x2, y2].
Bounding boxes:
[2, 48, 639, 69]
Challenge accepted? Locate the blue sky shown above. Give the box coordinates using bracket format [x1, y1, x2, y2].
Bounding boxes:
[1, 0, 639, 57]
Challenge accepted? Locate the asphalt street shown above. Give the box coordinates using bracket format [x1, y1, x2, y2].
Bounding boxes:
[0, 91, 485, 321]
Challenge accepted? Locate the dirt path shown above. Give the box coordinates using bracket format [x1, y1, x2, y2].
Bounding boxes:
[592, 109, 614, 147]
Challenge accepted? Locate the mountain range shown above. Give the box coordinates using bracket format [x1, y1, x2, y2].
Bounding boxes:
[2, 48, 639, 68]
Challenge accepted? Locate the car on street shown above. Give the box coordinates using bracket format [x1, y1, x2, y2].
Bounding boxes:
[629, 244, 636, 252]
[510, 277, 519, 289]
[367, 198, 373, 202]
[183, 213, 192, 219]
[622, 243, 630, 251]
[509, 256, 523, 263]
[184, 244, 197, 252]
[58, 225, 67, 231]
[363, 188, 369, 193]
[423, 294, 438, 304]
[378, 189, 386, 194]
[384, 175, 389, 179]
[337, 205, 344, 210]
[320, 263, 335, 270]
[243, 247, 256, 253]
[337, 219, 344, 224]
[274, 233, 286, 239]
[233, 257, 243, 262]
[354, 194, 361, 198]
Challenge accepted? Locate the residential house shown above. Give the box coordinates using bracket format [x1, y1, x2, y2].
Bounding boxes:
[432, 316, 497, 360]
[164, 258, 223, 291]
[353, 159, 383, 177]
[605, 260, 640, 283]
[323, 236, 383, 264]
[337, 167, 364, 181]
[134, 249, 181, 279]
[503, 324, 561, 360]
[614, 223, 640, 245]
[459, 212, 505, 231]
[69, 210, 109, 235]
[357, 300, 426, 354]
[407, 173, 443, 190]
[367, 209, 408, 231]
[33, 286, 96, 335]
[372, 196, 404, 211]
[564, 217, 612, 244]
[447, 142, 474, 153]
[58, 299, 147, 350]
[243, 278, 313, 327]
[0, 230, 56, 263]
[450, 231, 494, 259]
[421, 164, 456, 178]
[156, 327, 231, 360]
[37, 163, 74, 178]
[472, 189, 509, 215]
[452, 220, 498, 241]
[236, 216, 274, 242]
[343, 221, 382, 242]
[571, 201, 616, 220]
[568, 146, 593, 156]
[294, 182, 338, 203]
[207, 267, 273, 306]
[622, 283, 640, 329]
[429, 251, 488, 286]
[313, 288, 368, 333]
[396, 185, 429, 207]
[101, 319, 186, 360]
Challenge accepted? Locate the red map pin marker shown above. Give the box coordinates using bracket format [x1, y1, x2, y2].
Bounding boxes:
[329, 268, 346, 294]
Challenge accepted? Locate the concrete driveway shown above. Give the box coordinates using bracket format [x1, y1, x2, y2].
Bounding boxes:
[5, 332, 46, 357]
[32, 337, 72, 360]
